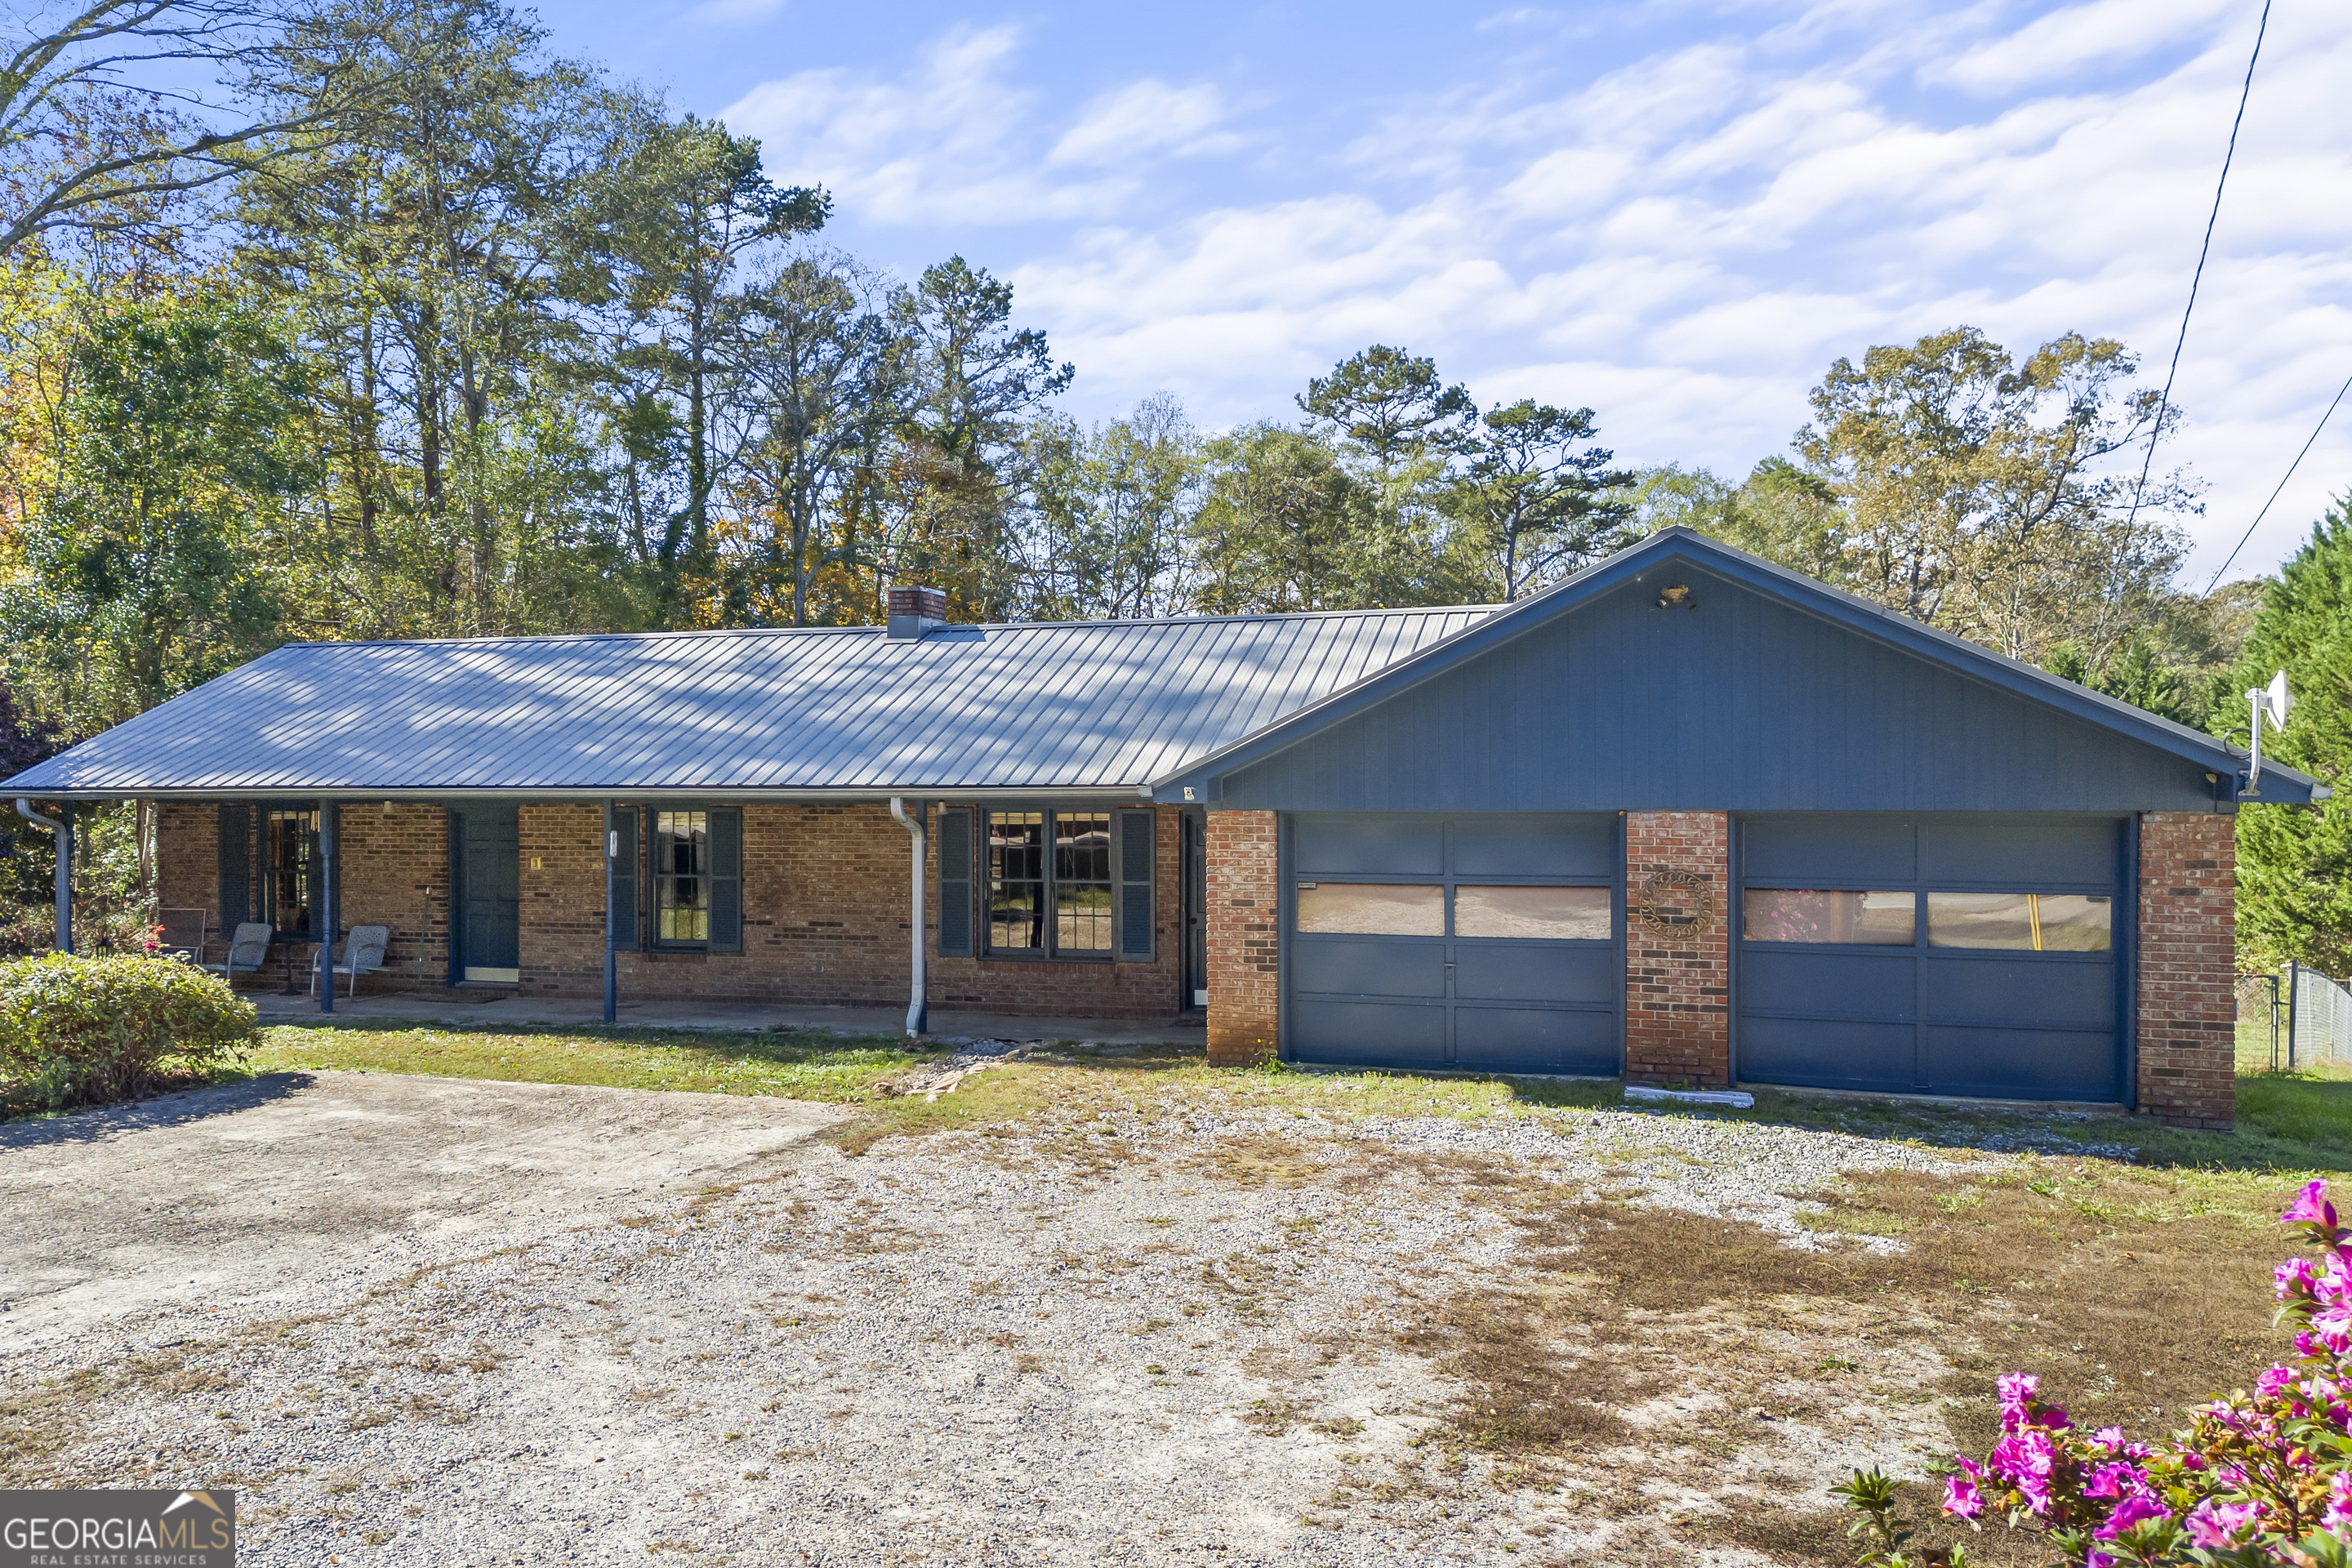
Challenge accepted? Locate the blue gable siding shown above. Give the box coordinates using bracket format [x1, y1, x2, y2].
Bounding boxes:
[1215, 564, 2221, 814]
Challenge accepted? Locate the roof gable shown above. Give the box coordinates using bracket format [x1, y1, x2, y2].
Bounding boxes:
[1153, 528, 2318, 810]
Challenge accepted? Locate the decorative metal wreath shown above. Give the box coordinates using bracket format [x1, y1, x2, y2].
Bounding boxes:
[1637, 870, 1717, 942]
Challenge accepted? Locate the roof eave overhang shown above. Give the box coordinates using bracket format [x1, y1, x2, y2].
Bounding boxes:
[4, 785, 1160, 804]
[1147, 528, 2327, 808]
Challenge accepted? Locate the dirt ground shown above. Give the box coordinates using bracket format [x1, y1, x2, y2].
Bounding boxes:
[0, 1067, 2200, 1566]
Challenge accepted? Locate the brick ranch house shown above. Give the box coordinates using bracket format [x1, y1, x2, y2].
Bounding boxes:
[6, 528, 2316, 1128]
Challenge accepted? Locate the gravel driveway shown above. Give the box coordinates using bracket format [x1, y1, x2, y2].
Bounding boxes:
[0, 1070, 2000, 1565]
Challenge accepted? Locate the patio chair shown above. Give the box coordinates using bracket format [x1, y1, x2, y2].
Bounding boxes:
[157, 908, 207, 962]
[310, 924, 392, 998]
[202, 922, 273, 982]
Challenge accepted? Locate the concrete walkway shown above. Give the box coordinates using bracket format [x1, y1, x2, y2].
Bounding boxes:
[248, 987, 1208, 1047]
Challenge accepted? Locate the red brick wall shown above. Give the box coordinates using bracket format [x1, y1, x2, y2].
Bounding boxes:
[156, 801, 221, 961]
[1205, 809, 1278, 1067]
[500, 802, 1183, 1018]
[334, 804, 448, 987]
[2137, 811, 2236, 1129]
[155, 801, 447, 990]
[1624, 811, 1731, 1087]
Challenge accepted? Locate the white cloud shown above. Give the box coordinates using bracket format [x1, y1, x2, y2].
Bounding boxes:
[1049, 81, 1233, 167]
[688, 0, 785, 23]
[1929, 0, 2239, 94]
[731, 2, 2352, 582]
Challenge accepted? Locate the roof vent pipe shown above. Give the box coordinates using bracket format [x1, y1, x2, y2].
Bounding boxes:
[886, 586, 949, 641]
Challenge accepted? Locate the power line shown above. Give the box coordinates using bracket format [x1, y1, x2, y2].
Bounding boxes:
[2124, 0, 2272, 533]
[2204, 368, 2352, 592]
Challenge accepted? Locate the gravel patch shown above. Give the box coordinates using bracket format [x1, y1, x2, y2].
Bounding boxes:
[0, 1071, 2007, 1565]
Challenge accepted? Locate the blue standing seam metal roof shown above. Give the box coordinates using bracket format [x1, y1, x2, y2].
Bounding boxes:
[1, 607, 1496, 798]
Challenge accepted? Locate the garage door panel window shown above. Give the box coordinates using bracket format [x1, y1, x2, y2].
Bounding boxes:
[1296, 883, 1445, 936]
[1454, 884, 1610, 940]
[1743, 889, 1914, 945]
[1926, 892, 2110, 951]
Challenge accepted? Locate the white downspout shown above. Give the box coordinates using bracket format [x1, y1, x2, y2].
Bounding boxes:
[16, 799, 69, 954]
[889, 798, 928, 1037]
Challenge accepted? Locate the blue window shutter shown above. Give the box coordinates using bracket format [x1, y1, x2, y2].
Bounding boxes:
[1116, 807, 1156, 962]
[217, 804, 250, 930]
[709, 807, 742, 953]
[608, 806, 639, 950]
[938, 807, 973, 957]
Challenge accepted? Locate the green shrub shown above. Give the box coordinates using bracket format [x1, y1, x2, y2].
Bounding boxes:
[0, 952, 259, 1112]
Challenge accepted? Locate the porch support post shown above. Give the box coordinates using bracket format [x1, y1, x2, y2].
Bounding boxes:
[54, 803, 70, 956]
[16, 800, 73, 955]
[318, 802, 336, 1014]
[889, 798, 927, 1037]
[603, 800, 618, 1024]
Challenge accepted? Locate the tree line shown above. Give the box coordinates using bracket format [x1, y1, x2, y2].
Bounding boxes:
[0, 0, 2261, 751]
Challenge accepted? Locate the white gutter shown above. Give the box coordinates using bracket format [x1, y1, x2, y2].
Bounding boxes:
[889, 798, 927, 1038]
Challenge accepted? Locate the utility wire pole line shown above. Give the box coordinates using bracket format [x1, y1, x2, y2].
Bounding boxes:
[2124, 0, 2273, 536]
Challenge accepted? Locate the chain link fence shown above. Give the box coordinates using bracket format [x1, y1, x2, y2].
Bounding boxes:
[2287, 962, 2352, 1071]
[2237, 972, 2282, 1072]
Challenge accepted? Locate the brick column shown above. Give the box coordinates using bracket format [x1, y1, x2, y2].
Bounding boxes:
[2137, 812, 2236, 1129]
[1205, 809, 1278, 1067]
[1624, 811, 1731, 1087]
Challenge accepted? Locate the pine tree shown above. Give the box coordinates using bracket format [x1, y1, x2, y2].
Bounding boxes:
[2229, 501, 2352, 973]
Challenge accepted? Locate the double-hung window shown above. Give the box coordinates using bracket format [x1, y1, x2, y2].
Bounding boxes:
[653, 810, 710, 947]
[261, 808, 318, 938]
[986, 810, 1112, 958]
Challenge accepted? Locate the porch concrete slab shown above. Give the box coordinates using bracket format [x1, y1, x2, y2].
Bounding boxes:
[247, 989, 1206, 1048]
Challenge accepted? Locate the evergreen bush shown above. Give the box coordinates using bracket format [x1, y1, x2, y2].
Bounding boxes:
[0, 952, 259, 1112]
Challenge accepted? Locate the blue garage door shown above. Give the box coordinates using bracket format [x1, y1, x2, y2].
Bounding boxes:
[1288, 813, 1621, 1076]
[1736, 816, 2127, 1102]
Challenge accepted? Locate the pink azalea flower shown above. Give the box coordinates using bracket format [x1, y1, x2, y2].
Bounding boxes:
[1944, 1470, 1984, 1521]
[2186, 1498, 2265, 1548]
[1991, 1429, 2057, 1486]
[1997, 1371, 2039, 1410]
[2083, 1462, 2142, 1499]
[2279, 1257, 2319, 1299]
[2284, 1179, 2336, 1227]
[2090, 1426, 2127, 1451]
[2257, 1365, 2297, 1398]
[2093, 1493, 2172, 1540]
[2324, 1472, 2352, 1533]
[2312, 1303, 2352, 1356]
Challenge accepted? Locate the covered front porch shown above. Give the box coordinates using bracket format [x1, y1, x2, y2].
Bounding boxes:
[136, 796, 1199, 1031]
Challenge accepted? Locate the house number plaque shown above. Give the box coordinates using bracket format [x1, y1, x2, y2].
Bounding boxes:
[1637, 871, 1717, 942]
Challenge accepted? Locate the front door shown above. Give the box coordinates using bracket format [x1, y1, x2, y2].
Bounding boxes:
[451, 804, 520, 983]
[1182, 812, 1208, 1009]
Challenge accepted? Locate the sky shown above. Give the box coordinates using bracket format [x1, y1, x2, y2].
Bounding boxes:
[533, 0, 2352, 587]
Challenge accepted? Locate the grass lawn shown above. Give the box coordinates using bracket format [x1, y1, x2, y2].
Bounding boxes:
[249, 1020, 941, 1103]
[235, 1017, 2352, 1174]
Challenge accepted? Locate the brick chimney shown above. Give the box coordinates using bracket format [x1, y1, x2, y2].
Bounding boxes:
[886, 586, 949, 640]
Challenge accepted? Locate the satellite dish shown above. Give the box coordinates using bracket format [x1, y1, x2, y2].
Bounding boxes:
[2260, 670, 2294, 732]
[2242, 670, 2294, 798]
